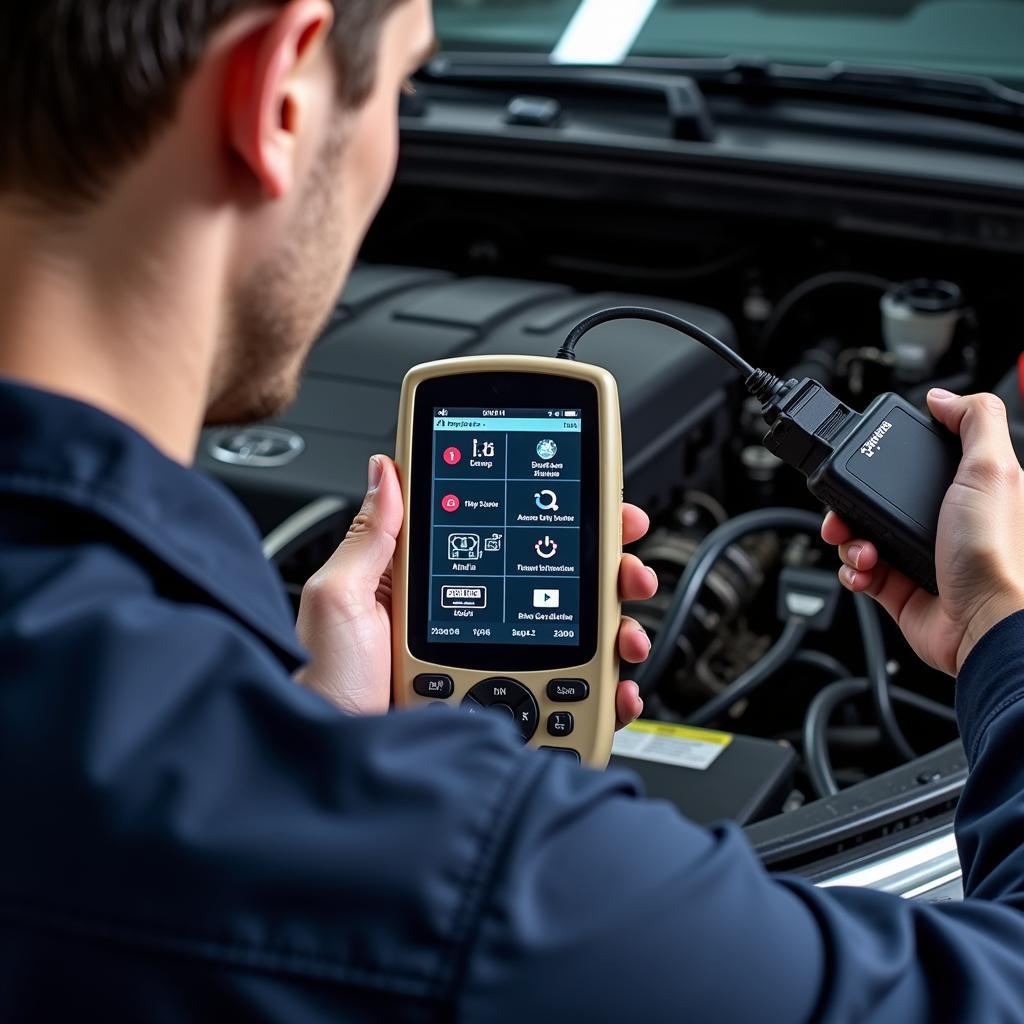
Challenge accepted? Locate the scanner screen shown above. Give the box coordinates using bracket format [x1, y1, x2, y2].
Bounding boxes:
[428, 406, 584, 648]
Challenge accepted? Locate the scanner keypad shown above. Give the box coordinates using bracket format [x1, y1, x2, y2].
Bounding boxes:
[463, 678, 539, 741]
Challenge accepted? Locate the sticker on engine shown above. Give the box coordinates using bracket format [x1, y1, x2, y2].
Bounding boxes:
[612, 720, 732, 771]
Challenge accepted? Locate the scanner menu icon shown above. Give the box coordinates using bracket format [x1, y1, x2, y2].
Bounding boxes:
[442, 586, 487, 610]
[535, 489, 559, 512]
[449, 534, 481, 561]
[534, 536, 558, 559]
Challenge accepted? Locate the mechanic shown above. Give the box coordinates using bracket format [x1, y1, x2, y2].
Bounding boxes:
[2, 1, 1024, 1020]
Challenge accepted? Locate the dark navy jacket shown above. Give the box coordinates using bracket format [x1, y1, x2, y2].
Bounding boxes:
[4, 377, 1024, 1022]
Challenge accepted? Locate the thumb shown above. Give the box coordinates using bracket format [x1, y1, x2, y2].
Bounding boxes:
[326, 456, 404, 588]
[927, 390, 1017, 466]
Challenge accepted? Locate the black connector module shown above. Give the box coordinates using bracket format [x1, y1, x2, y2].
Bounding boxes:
[761, 378, 959, 594]
[560, 308, 963, 595]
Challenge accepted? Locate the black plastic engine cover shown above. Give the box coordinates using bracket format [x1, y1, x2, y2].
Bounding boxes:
[198, 264, 736, 533]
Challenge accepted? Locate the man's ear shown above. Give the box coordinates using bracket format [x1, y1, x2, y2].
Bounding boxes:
[225, 0, 336, 200]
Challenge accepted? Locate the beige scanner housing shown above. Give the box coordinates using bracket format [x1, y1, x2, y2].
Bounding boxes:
[392, 356, 623, 767]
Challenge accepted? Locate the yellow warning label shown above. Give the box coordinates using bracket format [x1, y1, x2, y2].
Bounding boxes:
[625, 720, 732, 746]
[612, 720, 733, 770]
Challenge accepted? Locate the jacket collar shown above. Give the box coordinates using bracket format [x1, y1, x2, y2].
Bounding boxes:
[0, 377, 308, 671]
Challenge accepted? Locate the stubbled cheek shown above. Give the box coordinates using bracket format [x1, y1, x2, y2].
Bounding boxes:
[367, 110, 399, 210]
[381, 124, 399, 194]
[351, 87, 400, 206]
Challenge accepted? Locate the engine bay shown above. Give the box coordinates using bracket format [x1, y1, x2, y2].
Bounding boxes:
[199, 151, 1024, 873]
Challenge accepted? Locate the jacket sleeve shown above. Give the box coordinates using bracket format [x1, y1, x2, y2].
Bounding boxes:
[456, 612, 1024, 1024]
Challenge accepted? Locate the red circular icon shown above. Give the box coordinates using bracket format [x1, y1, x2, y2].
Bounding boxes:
[443, 446, 462, 466]
[441, 494, 461, 513]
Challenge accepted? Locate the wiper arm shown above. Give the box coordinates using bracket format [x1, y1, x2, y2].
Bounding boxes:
[627, 54, 1024, 134]
[822, 62, 1024, 109]
[717, 57, 1024, 130]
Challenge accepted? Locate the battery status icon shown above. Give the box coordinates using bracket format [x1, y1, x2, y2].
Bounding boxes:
[564, 410, 579, 418]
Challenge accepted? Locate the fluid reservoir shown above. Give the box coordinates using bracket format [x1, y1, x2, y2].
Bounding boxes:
[881, 279, 962, 382]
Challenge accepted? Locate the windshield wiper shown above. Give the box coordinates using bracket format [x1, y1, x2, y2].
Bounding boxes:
[422, 53, 1024, 136]
[696, 56, 1024, 131]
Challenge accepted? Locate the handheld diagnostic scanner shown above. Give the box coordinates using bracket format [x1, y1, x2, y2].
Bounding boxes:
[392, 356, 624, 767]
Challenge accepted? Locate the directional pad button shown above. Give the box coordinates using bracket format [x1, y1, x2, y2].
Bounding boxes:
[463, 678, 539, 742]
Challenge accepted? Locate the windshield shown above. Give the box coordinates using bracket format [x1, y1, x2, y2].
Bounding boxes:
[433, 0, 1024, 88]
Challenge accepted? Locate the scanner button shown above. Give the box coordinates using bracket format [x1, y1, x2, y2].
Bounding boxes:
[468, 679, 539, 742]
[414, 674, 455, 699]
[548, 712, 575, 737]
[548, 679, 590, 702]
[460, 695, 483, 716]
[471, 677, 527, 705]
[540, 746, 581, 763]
[514, 696, 539, 742]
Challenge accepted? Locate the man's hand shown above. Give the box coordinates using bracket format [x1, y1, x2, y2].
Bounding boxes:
[823, 390, 1024, 676]
[298, 456, 659, 723]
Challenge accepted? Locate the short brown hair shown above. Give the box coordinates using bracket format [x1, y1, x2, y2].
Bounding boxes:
[0, 1, 407, 210]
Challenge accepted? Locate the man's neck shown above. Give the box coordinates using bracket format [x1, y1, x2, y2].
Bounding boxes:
[0, 200, 224, 466]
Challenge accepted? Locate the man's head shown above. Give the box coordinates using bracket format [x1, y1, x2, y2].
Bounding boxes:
[0, 0, 435, 426]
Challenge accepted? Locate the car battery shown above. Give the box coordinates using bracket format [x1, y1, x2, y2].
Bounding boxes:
[611, 721, 796, 826]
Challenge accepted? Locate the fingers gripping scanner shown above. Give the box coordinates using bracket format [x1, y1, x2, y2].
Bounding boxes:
[392, 357, 624, 767]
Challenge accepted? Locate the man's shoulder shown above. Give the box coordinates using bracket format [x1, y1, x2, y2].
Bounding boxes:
[0, 527, 277, 690]
[0, 526, 545, 1000]
[0, 514, 640, 1011]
